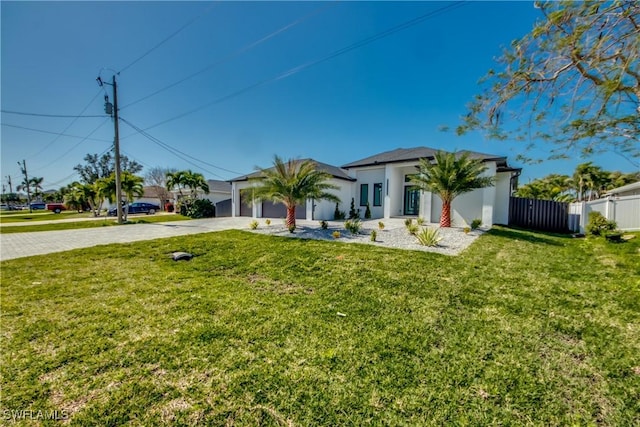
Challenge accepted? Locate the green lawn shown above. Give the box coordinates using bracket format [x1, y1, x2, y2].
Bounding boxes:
[0, 211, 94, 223]
[1, 227, 638, 425]
[0, 214, 190, 233]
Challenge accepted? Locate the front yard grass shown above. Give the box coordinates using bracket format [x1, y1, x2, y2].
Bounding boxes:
[1, 227, 638, 425]
[0, 214, 190, 233]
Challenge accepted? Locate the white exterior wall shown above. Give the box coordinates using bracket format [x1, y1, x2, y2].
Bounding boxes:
[313, 178, 353, 220]
[384, 164, 403, 218]
[493, 172, 511, 225]
[202, 191, 232, 206]
[231, 181, 255, 217]
[430, 191, 483, 227]
[481, 161, 497, 226]
[355, 168, 385, 219]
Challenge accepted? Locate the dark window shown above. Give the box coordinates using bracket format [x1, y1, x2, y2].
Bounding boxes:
[360, 184, 369, 206]
[373, 183, 382, 206]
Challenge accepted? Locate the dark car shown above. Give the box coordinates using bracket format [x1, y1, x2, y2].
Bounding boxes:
[30, 202, 46, 210]
[108, 202, 160, 216]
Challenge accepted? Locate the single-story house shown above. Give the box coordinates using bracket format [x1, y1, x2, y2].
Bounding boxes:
[230, 146, 521, 226]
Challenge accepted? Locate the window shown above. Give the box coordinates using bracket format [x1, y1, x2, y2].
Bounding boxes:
[373, 183, 382, 206]
[360, 184, 369, 206]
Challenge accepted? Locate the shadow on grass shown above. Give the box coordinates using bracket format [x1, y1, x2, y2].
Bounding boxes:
[488, 226, 572, 246]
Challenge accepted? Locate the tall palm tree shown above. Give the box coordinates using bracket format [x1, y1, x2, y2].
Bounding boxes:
[97, 172, 144, 220]
[166, 171, 187, 198]
[410, 151, 495, 228]
[182, 170, 210, 198]
[29, 177, 44, 200]
[248, 156, 340, 228]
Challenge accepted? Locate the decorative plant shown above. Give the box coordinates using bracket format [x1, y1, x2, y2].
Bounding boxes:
[463, 226, 471, 234]
[365, 202, 372, 219]
[265, 219, 271, 226]
[404, 218, 413, 227]
[288, 224, 296, 233]
[348, 198, 358, 219]
[334, 203, 345, 220]
[406, 222, 419, 235]
[416, 227, 442, 246]
[332, 230, 341, 239]
[320, 220, 328, 229]
[370, 229, 377, 242]
[344, 218, 362, 234]
[249, 220, 259, 230]
[471, 218, 482, 230]
[378, 221, 385, 230]
[586, 211, 617, 236]
[416, 217, 425, 226]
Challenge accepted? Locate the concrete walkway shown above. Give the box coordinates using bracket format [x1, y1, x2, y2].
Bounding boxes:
[0, 217, 256, 261]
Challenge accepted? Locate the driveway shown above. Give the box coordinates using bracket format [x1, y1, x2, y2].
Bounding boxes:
[0, 217, 253, 261]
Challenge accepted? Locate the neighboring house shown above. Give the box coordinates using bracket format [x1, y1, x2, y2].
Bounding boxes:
[230, 147, 520, 226]
[604, 181, 640, 197]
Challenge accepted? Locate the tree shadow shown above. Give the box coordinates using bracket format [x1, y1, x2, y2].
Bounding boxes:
[488, 226, 572, 246]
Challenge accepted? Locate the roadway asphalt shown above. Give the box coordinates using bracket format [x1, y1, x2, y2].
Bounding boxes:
[0, 217, 255, 261]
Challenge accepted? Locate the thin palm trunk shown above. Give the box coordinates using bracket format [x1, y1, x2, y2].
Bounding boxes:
[286, 205, 296, 228]
[440, 202, 452, 227]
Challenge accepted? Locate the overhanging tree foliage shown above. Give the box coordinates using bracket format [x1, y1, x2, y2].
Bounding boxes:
[74, 152, 143, 184]
[458, 1, 639, 163]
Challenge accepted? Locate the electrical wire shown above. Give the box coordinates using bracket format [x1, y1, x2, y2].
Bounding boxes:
[1, 122, 112, 143]
[123, 1, 467, 134]
[120, 1, 339, 110]
[0, 110, 105, 118]
[119, 117, 234, 179]
[118, 2, 218, 74]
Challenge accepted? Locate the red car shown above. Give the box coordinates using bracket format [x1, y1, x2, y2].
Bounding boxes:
[46, 203, 67, 214]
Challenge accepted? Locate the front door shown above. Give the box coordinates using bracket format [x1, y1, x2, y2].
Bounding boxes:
[404, 187, 420, 216]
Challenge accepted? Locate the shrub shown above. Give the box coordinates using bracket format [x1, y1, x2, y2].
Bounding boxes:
[586, 211, 617, 236]
[180, 199, 215, 218]
[334, 203, 345, 220]
[416, 217, 425, 226]
[406, 222, 419, 235]
[332, 230, 341, 239]
[471, 218, 482, 230]
[416, 227, 442, 246]
[288, 224, 296, 233]
[164, 202, 174, 213]
[364, 202, 371, 219]
[344, 218, 362, 234]
[348, 198, 359, 219]
[378, 221, 385, 230]
[265, 219, 271, 226]
[249, 220, 258, 230]
[320, 220, 328, 229]
[463, 226, 471, 234]
[404, 218, 413, 227]
[370, 230, 377, 242]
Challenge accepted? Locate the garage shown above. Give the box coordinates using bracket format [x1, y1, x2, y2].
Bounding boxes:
[262, 201, 305, 219]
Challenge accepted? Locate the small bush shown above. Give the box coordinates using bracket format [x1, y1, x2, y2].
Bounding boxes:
[181, 199, 215, 218]
[471, 219, 482, 230]
[406, 221, 419, 235]
[334, 203, 345, 220]
[463, 226, 471, 234]
[332, 230, 341, 239]
[364, 202, 371, 219]
[586, 211, 617, 236]
[288, 224, 296, 233]
[416, 227, 442, 246]
[249, 220, 258, 230]
[320, 220, 328, 229]
[416, 217, 425, 226]
[378, 221, 385, 230]
[370, 230, 377, 242]
[265, 219, 271, 226]
[344, 218, 362, 234]
[404, 218, 413, 227]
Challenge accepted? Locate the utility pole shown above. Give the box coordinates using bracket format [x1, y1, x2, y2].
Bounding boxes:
[98, 73, 123, 224]
[6, 175, 13, 194]
[18, 160, 32, 213]
[112, 75, 123, 224]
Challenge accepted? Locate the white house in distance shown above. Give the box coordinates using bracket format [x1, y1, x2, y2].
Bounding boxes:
[230, 146, 521, 226]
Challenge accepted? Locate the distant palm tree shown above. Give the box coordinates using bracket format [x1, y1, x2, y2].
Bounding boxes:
[411, 151, 495, 228]
[29, 177, 44, 199]
[166, 171, 187, 198]
[248, 156, 340, 228]
[182, 170, 210, 198]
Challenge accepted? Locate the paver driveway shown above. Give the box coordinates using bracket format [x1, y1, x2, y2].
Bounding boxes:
[0, 217, 253, 261]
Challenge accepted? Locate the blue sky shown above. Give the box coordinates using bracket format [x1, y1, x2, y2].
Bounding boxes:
[1, 1, 636, 191]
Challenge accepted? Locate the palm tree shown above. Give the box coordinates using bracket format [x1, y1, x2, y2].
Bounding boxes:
[166, 171, 187, 198]
[410, 151, 495, 228]
[182, 170, 210, 198]
[97, 172, 144, 220]
[248, 156, 340, 228]
[29, 177, 44, 200]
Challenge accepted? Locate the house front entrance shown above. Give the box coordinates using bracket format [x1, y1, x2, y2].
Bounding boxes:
[404, 187, 420, 216]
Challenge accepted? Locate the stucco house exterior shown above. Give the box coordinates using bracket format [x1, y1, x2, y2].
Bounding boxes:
[230, 146, 520, 226]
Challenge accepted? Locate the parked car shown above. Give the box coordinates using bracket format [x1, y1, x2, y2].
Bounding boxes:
[107, 202, 160, 216]
[46, 203, 67, 214]
[30, 202, 46, 210]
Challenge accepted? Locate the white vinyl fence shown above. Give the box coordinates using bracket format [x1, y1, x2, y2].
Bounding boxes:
[569, 194, 640, 233]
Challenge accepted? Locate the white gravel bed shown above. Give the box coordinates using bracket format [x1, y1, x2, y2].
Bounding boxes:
[247, 218, 485, 256]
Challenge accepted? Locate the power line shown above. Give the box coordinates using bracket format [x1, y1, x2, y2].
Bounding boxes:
[120, 1, 339, 110]
[123, 1, 467, 134]
[1, 122, 112, 143]
[118, 2, 218, 74]
[0, 109, 104, 118]
[43, 171, 80, 188]
[119, 117, 235, 179]
[27, 89, 104, 159]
